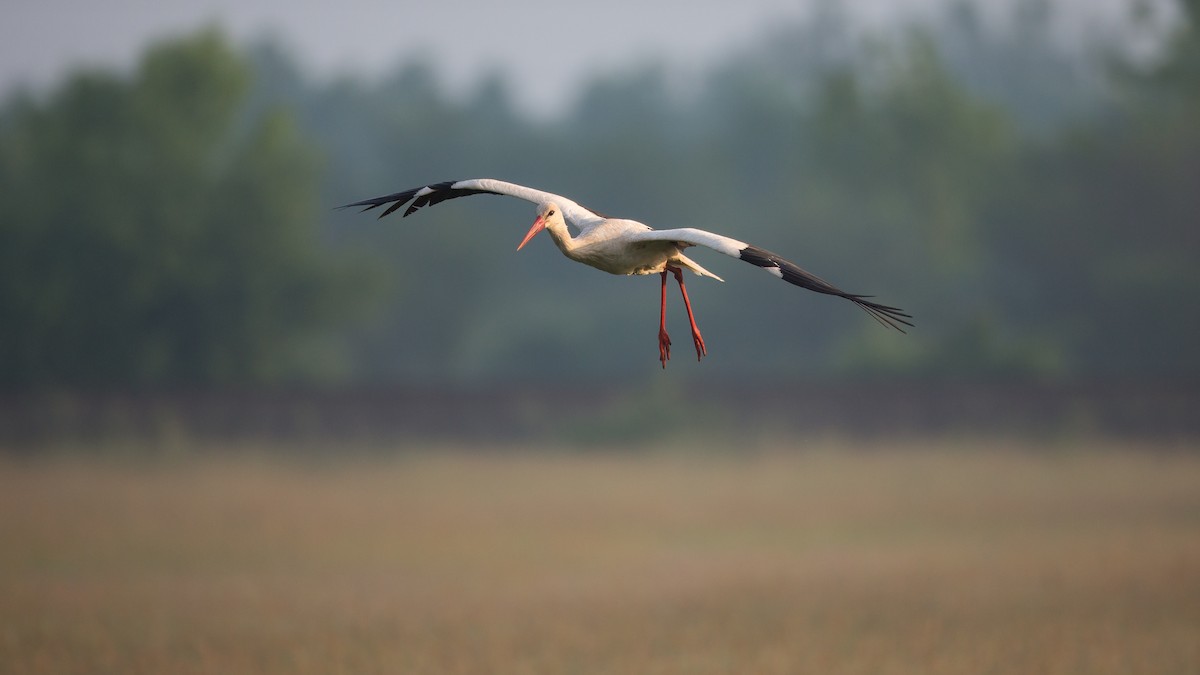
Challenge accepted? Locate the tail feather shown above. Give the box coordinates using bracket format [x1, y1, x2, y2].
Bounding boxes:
[676, 254, 724, 282]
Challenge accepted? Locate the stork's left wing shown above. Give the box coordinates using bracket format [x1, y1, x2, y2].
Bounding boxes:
[630, 227, 913, 332]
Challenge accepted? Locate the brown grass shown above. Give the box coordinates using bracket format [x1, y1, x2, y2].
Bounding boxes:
[1, 440, 1198, 674]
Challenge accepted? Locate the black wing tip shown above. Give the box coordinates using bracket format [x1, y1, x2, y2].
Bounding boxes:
[334, 200, 378, 211]
[337, 181, 463, 220]
[339, 180, 503, 221]
[850, 297, 914, 332]
[739, 245, 913, 332]
[337, 190, 418, 215]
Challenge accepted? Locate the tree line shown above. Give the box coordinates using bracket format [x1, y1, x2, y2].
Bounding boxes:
[1, 0, 1196, 388]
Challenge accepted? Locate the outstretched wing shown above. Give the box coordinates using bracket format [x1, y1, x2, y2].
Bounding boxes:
[339, 179, 608, 232]
[630, 227, 913, 332]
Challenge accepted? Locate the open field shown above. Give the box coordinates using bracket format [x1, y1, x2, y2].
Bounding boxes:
[2, 441, 1198, 674]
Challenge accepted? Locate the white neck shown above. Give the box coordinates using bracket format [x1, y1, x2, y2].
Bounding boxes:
[543, 218, 579, 257]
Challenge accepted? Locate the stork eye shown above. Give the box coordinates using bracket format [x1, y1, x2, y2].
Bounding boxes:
[548, 210, 556, 216]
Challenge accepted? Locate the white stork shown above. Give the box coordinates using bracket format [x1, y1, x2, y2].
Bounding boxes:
[342, 179, 911, 368]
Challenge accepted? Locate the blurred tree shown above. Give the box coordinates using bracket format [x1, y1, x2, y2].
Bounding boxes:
[989, 0, 1200, 376]
[934, 0, 1110, 132]
[302, 3, 1190, 381]
[6, 3, 1191, 388]
[0, 30, 372, 387]
[780, 37, 1024, 376]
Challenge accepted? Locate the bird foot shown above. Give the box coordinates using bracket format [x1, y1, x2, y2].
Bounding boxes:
[658, 329, 672, 369]
[691, 331, 707, 362]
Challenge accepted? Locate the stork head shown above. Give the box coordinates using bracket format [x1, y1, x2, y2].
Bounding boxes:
[518, 201, 562, 251]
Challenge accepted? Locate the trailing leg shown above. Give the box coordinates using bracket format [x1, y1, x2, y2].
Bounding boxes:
[671, 266, 707, 362]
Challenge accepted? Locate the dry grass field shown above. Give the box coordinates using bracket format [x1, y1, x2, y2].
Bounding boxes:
[1, 440, 1198, 674]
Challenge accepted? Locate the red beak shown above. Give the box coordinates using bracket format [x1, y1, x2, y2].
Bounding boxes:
[517, 215, 546, 251]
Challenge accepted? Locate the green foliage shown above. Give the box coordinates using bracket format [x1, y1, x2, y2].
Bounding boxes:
[3, 1, 1198, 388]
[989, 1, 1200, 375]
[0, 30, 374, 387]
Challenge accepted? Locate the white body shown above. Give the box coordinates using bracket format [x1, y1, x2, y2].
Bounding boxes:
[542, 215, 728, 281]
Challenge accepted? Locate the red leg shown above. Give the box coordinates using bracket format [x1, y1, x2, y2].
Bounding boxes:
[658, 270, 671, 368]
[671, 266, 707, 362]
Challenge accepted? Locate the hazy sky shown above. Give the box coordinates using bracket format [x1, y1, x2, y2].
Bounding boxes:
[0, 0, 1156, 115]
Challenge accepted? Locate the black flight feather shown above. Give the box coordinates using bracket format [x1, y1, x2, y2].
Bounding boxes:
[339, 181, 497, 220]
[739, 245, 913, 332]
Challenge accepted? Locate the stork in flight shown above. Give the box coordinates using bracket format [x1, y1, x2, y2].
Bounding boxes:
[342, 179, 911, 368]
